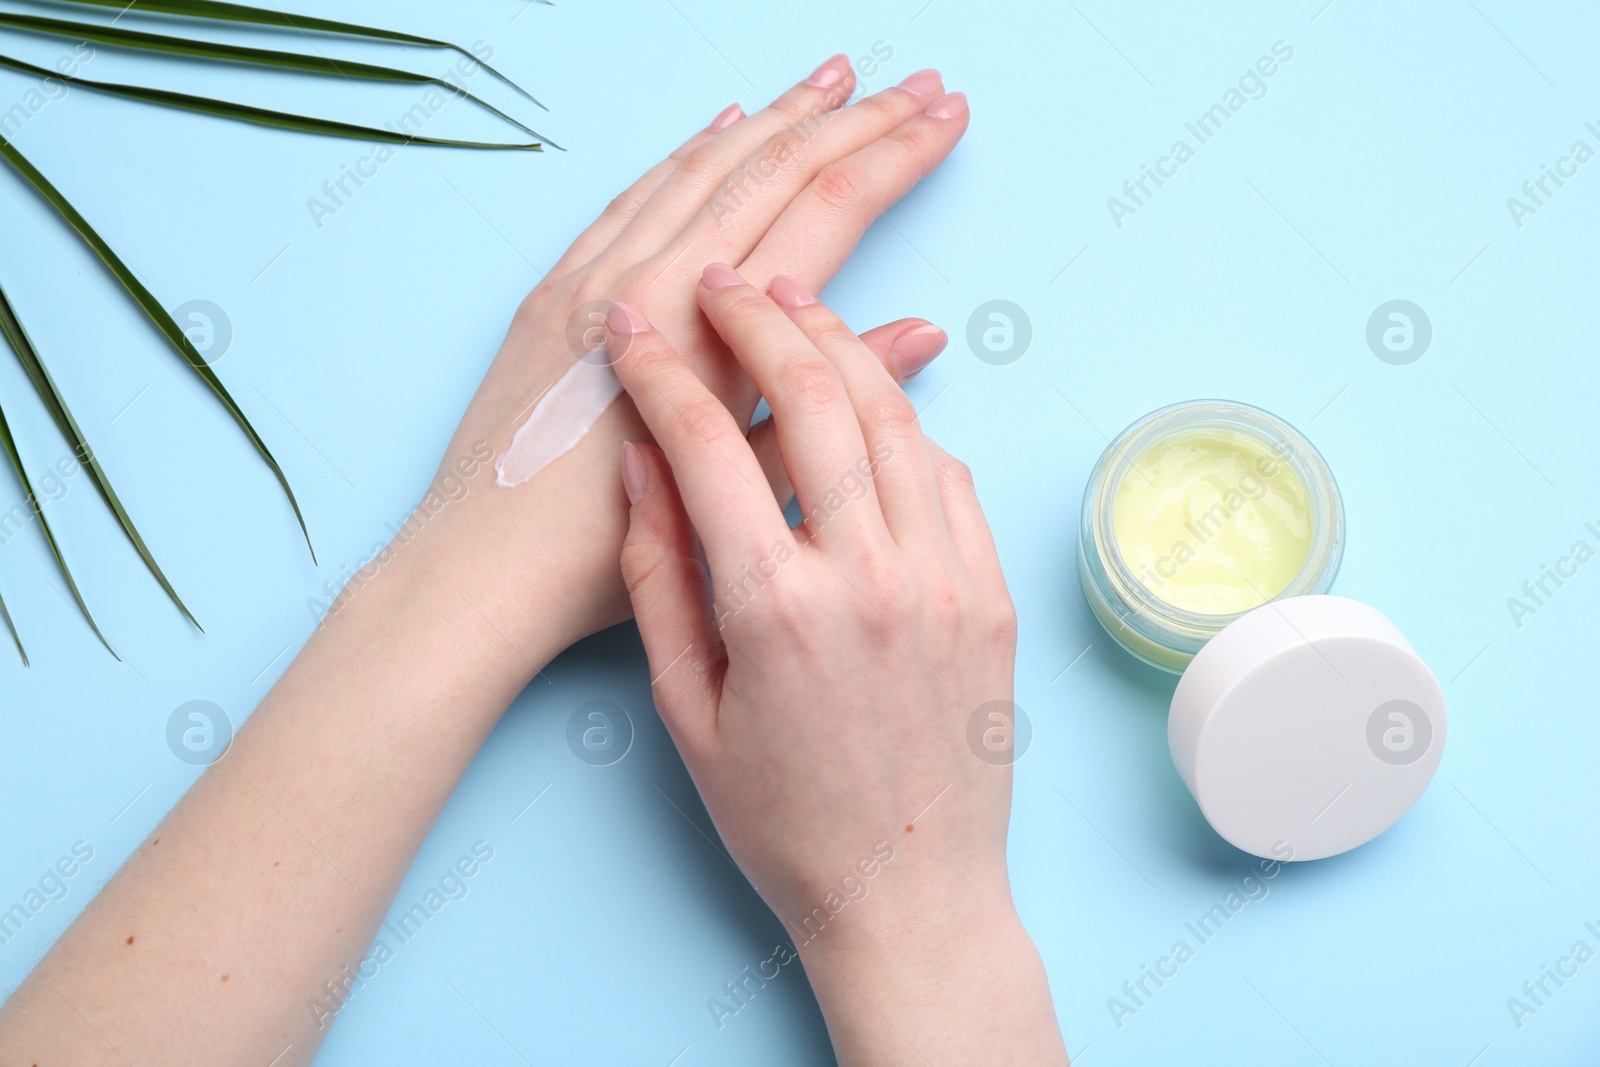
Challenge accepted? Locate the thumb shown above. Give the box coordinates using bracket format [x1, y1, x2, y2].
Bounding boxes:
[858, 317, 947, 384]
[618, 441, 724, 744]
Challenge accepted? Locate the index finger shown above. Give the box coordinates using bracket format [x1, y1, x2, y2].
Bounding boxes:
[604, 302, 794, 567]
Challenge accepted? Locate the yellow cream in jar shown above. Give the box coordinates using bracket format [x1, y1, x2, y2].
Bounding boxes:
[1110, 429, 1312, 616]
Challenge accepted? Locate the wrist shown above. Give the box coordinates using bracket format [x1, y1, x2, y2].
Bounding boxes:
[790, 867, 1067, 1067]
[308, 526, 556, 713]
[794, 867, 1021, 982]
[357, 407, 641, 673]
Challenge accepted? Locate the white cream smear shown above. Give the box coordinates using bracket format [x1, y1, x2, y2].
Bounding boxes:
[495, 346, 624, 488]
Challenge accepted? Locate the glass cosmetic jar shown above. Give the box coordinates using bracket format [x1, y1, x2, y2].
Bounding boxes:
[1074, 398, 1446, 861]
[1078, 400, 1345, 673]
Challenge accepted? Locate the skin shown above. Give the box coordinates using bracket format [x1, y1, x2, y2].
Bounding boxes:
[611, 268, 1068, 1066]
[0, 55, 1064, 1066]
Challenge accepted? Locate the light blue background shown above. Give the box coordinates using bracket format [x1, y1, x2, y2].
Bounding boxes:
[1, 0, 1596, 1063]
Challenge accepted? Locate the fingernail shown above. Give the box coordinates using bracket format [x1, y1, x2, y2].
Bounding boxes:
[889, 324, 947, 379]
[924, 91, 968, 120]
[898, 68, 942, 96]
[804, 54, 851, 89]
[768, 275, 816, 309]
[606, 301, 650, 335]
[702, 262, 743, 290]
[621, 441, 648, 505]
[709, 102, 743, 133]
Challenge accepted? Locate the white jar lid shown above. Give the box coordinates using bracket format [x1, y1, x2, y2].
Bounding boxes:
[1169, 595, 1446, 861]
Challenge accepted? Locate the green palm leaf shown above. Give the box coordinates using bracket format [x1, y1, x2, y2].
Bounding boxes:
[0, 51, 542, 150]
[0, 278, 200, 629]
[0, 397, 118, 660]
[55, 0, 546, 110]
[0, 598, 22, 662]
[0, 135, 316, 561]
[0, 11, 555, 145]
[0, 572, 23, 662]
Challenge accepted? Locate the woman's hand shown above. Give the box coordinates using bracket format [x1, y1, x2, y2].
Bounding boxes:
[411, 57, 970, 673]
[0, 58, 972, 1067]
[610, 266, 1070, 1066]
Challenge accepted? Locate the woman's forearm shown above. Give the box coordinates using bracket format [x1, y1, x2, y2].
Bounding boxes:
[0, 449, 585, 1067]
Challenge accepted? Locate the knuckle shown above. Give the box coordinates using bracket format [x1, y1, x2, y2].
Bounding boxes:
[568, 273, 615, 309]
[772, 90, 837, 127]
[775, 358, 843, 413]
[720, 552, 812, 634]
[602, 188, 644, 221]
[721, 291, 773, 321]
[988, 597, 1020, 647]
[765, 94, 805, 123]
[612, 277, 649, 308]
[622, 335, 675, 379]
[865, 390, 920, 435]
[806, 316, 860, 353]
[810, 162, 866, 213]
[848, 91, 895, 125]
[760, 128, 810, 169]
[676, 141, 735, 184]
[618, 535, 666, 598]
[673, 396, 734, 447]
[512, 278, 560, 326]
[755, 568, 808, 620]
[860, 559, 913, 612]
[529, 275, 561, 302]
[668, 135, 703, 162]
[888, 121, 939, 175]
[935, 454, 975, 490]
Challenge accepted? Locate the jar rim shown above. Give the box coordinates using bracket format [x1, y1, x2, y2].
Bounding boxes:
[1079, 399, 1345, 670]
